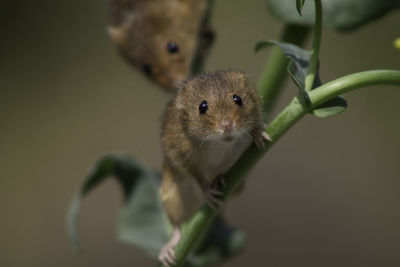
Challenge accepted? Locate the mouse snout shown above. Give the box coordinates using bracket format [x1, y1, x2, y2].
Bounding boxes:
[221, 120, 233, 133]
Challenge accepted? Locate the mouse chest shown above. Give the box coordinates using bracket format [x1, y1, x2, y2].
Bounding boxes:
[193, 136, 252, 182]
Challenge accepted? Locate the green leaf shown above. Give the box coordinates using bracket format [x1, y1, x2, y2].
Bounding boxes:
[67, 154, 118, 250]
[67, 154, 169, 254]
[113, 158, 171, 257]
[312, 96, 347, 117]
[258, 41, 314, 106]
[67, 153, 246, 266]
[296, 0, 306, 16]
[256, 41, 316, 89]
[255, 40, 347, 116]
[266, 0, 400, 31]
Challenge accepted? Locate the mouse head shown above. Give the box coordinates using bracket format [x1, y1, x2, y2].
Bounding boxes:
[175, 71, 262, 143]
[108, 0, 209, 90]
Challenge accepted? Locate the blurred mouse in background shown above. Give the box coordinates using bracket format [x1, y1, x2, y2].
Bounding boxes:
[107, 0, 215, 90]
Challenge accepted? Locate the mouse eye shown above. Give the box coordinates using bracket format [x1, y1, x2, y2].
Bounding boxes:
[166, 41, 179, 54]
[233, 94, 243, 106]
[141, 64, 152, 76]
[199, 100, 208, 114]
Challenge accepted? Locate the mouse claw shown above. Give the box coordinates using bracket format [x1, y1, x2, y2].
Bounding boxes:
[254, 136, 265, 150]
[205, 192, 224, 209]
[159, 243, 176, 267]
[212, 175, 226, 189]
[254, 124, 272, 150]
[204, 185, 224, 209]
[262, 123, 272, 142]
[262, 131, 272, 142]
[158, 227, 181, 267]
[159, 247, 175, 267]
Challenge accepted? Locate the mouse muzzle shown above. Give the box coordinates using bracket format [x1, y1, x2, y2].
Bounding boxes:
[218, 119, 235, 142]
[221, 120, 233, 133]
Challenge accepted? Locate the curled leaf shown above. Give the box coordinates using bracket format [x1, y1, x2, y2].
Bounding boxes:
[312, 96, 348, 118]
[296, 0, 306, 16]
[67, 154, 169, 254]
[255, 40, 347, 117]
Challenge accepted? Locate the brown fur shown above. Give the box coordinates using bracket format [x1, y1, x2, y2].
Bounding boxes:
[160, 70, 264, 225]
[107, 0, 213, 90]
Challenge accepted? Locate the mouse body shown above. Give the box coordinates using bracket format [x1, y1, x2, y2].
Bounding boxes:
[158, 70, 268, 266]
[107, 0, 214, 90]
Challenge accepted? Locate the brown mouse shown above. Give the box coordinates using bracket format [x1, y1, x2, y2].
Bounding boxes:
[158, 70, 270, 266]
[107, 0, 214, 90]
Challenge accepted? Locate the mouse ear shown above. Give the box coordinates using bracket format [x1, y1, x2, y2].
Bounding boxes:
[235, 71, 247, 81]
[235, 71, 251, 88]
[107, 26, 127, 45]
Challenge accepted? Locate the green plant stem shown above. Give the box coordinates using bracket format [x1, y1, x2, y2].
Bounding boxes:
[257, 24, 310, 114]
[309, 70, 400, 105]
[171, 69, 400, 267]
[304, 0, 322, 92]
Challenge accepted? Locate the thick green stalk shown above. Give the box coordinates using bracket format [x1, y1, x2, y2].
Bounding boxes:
[309, 70, 400, 105]
[256, 24, 310, 113]
[304, 0, 322, 92]
[170, 69, 400, 267]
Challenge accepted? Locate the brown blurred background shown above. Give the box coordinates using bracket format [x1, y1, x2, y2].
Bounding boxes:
[1, 0, 400, 266]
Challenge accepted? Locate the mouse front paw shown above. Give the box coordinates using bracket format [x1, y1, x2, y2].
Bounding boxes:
[254, 124, 272, 149]
[213, 174, 226, 188]
[204, 183, 224, 209]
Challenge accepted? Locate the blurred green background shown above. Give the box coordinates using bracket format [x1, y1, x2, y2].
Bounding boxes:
[1, 0, 400, 266]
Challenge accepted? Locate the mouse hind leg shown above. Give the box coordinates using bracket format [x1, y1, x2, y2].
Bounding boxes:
[159, 164, 204, 266]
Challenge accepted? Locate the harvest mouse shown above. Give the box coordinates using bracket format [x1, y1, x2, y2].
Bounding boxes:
[107, 0, 214, 90]
[159, 70, 270, 266]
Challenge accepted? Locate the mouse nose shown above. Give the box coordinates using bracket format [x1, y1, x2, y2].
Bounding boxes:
[221, 120, 233, 133]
